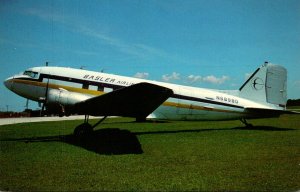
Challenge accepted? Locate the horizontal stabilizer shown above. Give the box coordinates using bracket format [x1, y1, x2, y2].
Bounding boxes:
[245, 107, 299, 118]
[74, 82, 173, 118]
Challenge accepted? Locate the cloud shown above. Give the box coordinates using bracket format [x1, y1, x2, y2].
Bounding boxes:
[75, 26, 171, 59]
[185, 74, 230, 85]
[160, 72, 231, 84]
[187, 75, 202, 83]
[162, 72, 180, 82]
[23, 8, 170, 60]
[0, 37, 38, 49]
[203, 75, 229, 84]
[133, 72, 149, 79]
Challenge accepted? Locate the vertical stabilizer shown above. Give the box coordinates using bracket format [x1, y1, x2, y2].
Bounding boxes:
[239, 62, 287, 108]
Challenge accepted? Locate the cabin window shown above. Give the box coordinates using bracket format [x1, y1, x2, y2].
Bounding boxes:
[89, 85, 98, 91]
[24, 71, 38, 78]
[42, 79, 82, 89]
[98, 86, 104, 92]
[82, 84, 89, 89]
[104, 87, 113, 93]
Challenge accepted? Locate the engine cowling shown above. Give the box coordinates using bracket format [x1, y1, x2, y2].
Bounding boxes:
[47, 88, 92, 106]
[45, 88, 92, 116]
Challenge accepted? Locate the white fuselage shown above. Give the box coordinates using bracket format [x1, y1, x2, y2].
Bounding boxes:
[4, 66, 275, 120]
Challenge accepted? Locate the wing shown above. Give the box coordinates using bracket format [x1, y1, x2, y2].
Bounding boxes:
[73, 82, 173, 119]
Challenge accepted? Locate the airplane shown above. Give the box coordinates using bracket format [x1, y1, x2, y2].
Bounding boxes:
[3, 61, 295, 136]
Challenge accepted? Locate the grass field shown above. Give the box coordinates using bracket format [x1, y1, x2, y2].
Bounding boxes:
[1, 115, 299, 191]
[287, 106, 300, 112]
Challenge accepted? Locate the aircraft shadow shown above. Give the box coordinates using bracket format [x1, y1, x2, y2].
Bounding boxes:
[231, 126, 295, 131]
[2, 126, 294, 155]
[134, 126, 295, 136]
[2, 128, 143, 155]
[64, 128, 143, 155]
[100, 119, 170, 125]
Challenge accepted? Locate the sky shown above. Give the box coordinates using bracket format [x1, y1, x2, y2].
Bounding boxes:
[0, 0, 299, 112]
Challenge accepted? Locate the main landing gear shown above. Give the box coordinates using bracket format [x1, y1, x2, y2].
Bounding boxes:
[73, 115, 107, 137]
[240, 118, 253, 128]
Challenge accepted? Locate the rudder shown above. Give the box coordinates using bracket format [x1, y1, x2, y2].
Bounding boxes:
[239, 62, 287, 108]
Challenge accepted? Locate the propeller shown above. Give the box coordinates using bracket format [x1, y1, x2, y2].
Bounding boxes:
[40, 61, 50, 116]
[24, 99, 29, 110]
[40, 78, 50, 116]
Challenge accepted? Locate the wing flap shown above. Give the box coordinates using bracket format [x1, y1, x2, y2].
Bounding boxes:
[74, 82, 173, 118]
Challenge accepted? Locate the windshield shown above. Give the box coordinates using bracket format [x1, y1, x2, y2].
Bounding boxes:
[23, 71, 39, 79]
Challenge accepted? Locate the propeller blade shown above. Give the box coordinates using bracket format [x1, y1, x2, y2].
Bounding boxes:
[41, 78, 50, 116]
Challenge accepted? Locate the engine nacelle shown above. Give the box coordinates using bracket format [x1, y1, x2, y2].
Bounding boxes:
[47, 88, 91, 106]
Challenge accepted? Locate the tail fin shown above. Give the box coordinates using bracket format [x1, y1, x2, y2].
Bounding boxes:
[239, 62, 287, 108]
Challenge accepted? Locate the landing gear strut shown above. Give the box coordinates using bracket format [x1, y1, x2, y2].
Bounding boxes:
[73, 115, 107, 137]
[240, 118, 253, 128]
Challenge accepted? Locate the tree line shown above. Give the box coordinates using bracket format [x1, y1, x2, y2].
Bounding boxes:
[286, 99, 300, 106]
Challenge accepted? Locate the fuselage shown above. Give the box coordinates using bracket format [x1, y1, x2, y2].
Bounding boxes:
[4, 66, 277, 120]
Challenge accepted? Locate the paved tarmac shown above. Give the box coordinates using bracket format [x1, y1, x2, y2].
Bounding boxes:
[0, 115, 98, 126]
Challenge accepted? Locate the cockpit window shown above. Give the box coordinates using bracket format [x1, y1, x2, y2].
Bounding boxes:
[23, 71, 38, 78]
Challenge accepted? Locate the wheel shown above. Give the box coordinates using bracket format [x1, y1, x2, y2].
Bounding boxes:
[73, 123, 93, 137]
[136, 117, 146, 122]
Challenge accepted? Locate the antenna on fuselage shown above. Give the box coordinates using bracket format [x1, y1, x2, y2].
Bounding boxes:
[24, 99, 29, 110]
[45, 61, 49, 66]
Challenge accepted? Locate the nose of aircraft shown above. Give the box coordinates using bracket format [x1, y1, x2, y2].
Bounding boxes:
[4, 77, 14, 90]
